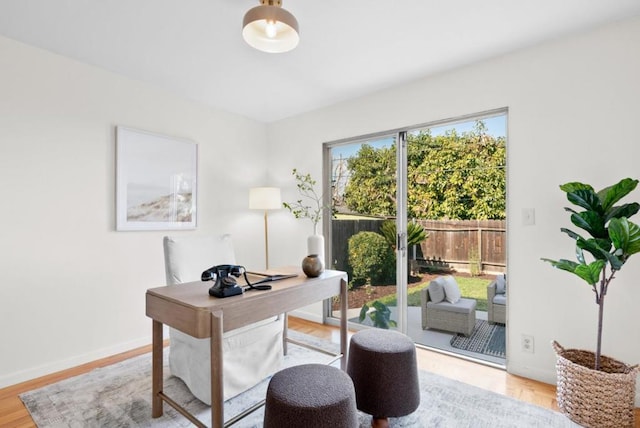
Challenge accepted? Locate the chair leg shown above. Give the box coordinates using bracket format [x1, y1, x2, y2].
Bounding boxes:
[282, 312, 288, 355]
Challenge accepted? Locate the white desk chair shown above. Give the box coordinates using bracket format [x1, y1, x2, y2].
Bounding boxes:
[163, 234, 284, 404]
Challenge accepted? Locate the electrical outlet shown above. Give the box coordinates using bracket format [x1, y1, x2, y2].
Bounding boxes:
[522, 334, 534, 353]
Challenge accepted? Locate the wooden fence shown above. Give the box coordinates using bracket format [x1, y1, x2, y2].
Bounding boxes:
[331, 219, 385, 272]
[331, 218, 506, 274]
[416, 219, 506, 273]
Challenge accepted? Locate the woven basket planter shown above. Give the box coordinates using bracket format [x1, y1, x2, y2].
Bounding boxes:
[552, 341, 639, 428]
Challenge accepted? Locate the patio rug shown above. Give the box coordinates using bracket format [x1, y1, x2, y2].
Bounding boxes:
[450, 319, 506, 358]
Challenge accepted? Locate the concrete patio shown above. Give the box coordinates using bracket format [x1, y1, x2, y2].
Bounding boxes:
[337, 306, 506, 366]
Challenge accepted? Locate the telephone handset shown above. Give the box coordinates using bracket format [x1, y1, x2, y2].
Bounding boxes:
[201, 264, 244, 298]
[201, 264, 273, 298]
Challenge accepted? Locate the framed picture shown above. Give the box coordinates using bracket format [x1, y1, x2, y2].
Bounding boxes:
[116, 126, 197, 231]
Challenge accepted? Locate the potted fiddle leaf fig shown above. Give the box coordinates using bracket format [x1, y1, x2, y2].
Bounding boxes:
[541, 178, 640, 428]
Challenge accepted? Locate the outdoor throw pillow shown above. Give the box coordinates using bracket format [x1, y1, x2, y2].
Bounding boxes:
[428, 279, 446, 303]
[495, 274, 506, 294]
[442, 275, 461, 304]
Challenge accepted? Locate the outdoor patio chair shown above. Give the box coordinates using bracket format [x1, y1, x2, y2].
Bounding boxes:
[420, 275, 476, 336]
[487, 274, 507, 324]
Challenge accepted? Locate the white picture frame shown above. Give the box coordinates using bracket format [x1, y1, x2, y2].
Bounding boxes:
[116, 126, 197, 231]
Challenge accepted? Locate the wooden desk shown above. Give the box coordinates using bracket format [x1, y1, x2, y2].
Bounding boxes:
[146, 268, 349, 428]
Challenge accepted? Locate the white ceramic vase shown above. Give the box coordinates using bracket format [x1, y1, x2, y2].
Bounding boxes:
[307, 233, 325, 269]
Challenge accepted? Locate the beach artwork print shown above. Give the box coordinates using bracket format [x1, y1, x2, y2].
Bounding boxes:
[116, 127, 197, 231]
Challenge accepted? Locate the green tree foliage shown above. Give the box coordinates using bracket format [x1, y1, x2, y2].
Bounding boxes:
[343, 144, 397, 217]
[343, 121, 506, 220]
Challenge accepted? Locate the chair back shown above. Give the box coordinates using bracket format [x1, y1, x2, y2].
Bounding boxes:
[163, 234, 236, 285]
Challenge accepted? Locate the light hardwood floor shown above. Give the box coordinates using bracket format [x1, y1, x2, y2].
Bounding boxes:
[1, 317, 638, 427]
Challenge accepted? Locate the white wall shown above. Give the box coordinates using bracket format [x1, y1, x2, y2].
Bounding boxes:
[2, 16, 639, 402]
[268, 17, 640, 402]
[0, 36, 270, 387]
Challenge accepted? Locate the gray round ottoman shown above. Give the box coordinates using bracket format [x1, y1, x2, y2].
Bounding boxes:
[263, 363, 359, 428]
[347, 329, 420, 421]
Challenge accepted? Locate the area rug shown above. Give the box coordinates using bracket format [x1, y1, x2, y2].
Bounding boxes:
[450, 319, 506, 358]
[21, 331, 576, 427]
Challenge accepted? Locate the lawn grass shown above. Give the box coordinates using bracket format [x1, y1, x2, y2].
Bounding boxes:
[373, 275, 492, 312]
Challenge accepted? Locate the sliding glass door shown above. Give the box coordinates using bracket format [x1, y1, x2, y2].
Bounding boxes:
[325, 109, 507, 365]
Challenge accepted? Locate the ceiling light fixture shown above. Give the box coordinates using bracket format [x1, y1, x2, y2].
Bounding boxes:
[242, 0, 299, 53]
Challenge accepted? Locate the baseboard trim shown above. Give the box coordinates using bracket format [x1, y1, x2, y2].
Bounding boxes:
[0, 336, 152, 389]
[507, 362, 556, 386]
[289, 309, 323, 324]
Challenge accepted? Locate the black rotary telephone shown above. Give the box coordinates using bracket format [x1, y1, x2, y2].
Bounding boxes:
[201, 264, 273, 298]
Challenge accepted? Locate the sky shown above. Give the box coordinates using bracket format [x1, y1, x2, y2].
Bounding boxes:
[331, 114, 507, 160]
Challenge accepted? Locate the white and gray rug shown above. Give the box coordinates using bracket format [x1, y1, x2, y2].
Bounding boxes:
[21, 331, 578, 428]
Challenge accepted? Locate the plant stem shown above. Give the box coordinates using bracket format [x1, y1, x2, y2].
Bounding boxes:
[595, 268, 616, 371]
[595, 289, 604, 371]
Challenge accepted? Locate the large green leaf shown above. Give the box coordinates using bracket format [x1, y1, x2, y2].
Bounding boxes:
[625, 220, 640, 255]
[605, 202, 640, 223]
[575, 236, 612, 261]
[561, 228, 611, 254]
[359, 301, 397, 329]
[566, 189, 603, 213]
[560, 182, 594, 194]
[609, 217, 630, 255]
[602, 251, 624, 271]
[564, 207, 578, 215]
[541, 258, 578, 271]
[609, 218, 640, 257]
[561, 227, 581, 240]
[542, 258, 604, 285]
[570, 211, 606, 238]
[358, 305, 368, 322]
[598, 178, 638, 212]
[573, 260, 606, 285]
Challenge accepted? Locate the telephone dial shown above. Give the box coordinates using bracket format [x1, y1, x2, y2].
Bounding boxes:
[201, 264, 272, 298]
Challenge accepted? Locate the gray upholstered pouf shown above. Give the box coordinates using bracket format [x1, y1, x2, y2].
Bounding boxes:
[263, 363, 358, 428]
[347, 329, 420, 418]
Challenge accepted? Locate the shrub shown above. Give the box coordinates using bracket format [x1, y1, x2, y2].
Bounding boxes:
[348, 231, 395, 287]
[468, 247, 481, 276]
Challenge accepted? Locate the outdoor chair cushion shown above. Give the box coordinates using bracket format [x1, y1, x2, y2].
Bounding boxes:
[441, 275, 461, 303]
[428, 279, 446, 303]
[493, 294, 507, 305]
[495, 274, 506, 294]
[426, 297, 476, 314]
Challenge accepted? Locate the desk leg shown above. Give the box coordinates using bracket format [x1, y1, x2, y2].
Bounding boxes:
[340, 276, 348, 370]
[152, 319, 163, 418]
[211, 310, 224, 428]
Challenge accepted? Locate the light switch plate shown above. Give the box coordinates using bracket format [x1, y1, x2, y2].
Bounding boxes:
[522, 208, 535, 226]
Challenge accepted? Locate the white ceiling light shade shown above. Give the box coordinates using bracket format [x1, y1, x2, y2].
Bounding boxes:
[242, 0, 299, 53]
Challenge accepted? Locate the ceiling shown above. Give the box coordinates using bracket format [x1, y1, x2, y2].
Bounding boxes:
[1, 1, 639, 123]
